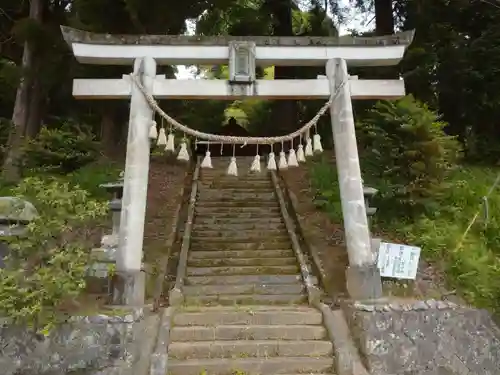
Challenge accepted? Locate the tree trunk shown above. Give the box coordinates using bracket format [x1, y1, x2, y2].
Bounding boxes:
[100, 109, 121, 159]
[25, 73, 43, 139]
[2, 0, 43, 182]
[375, 0, 395, 35]
[264, 0, 297, 136]
[374, 0, 396, 79]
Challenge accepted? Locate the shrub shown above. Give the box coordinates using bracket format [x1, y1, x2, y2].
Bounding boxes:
[356, 95, 462, 216]
[22, 124, 99, 173]
[0, 177, 108, 331]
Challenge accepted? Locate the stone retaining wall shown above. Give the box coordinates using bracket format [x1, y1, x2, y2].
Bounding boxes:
[0, 309, 149, 375]
[348, 300, 500, 375]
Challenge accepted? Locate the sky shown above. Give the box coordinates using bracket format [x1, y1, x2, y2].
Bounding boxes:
[175, 0, 369, 79]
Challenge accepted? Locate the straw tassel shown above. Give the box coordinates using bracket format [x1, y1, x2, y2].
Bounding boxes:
[201, 151, 213, 168]
[296, 144, 306, 163]
[250, 154, 261, 173]
[227, 157, 238, 176]
[288, 148, 299, 167]
[149, 120, 158, 139]
[278, 151, 288, 169]
[267, 152, 277, 170]
[165, 132, 175, 152]
[313, 133, 323, 153]
[157, 128, 167, 146]
[227, 144, 238, 176]
[305, 137, 313, 156]
[177, 140, 190, 161]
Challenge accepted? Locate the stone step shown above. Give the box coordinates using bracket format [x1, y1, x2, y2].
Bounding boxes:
[200, 183, 273, 188]
[185, 274, 304, 286]
[183, 283, 305, 296]
[194, 216, 284, 224]
[202, 182, 273, 189]
[196, 201, 279, 208]
[189, 241, 292, 251]
[188, 229, 287, 238]
[184, 293, 308, 305]
[198, 197, 277, 204]
[195, 206, 281, 214]
[202, 166, 267, 171]
[186, 265, 299, 276]
[190, 236, 290, 244]
[194, 213, 283, 221]
[168, 340, 333, 360]
[187, 257, 297, 268]
[197, 192, 276, 200]
[197, 188, 275, 194]
[201, 165, 269, 172]
[201, 176, 271, 181]
[201, 184, 274, 190]
[192, 222, 285, 231]
[167, 356, 334, 375]
[201, 173, 270, 179]
[202, 164, 266, 170]
[188, 249, 294, 259]
[173, 305, 323, 325]
[170, 324, 327, 341]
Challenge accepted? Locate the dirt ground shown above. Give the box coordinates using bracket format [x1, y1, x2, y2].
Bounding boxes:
[143, 157, 189, 260]
[281, 165, 349, 304]
[143, 156, 190, 303]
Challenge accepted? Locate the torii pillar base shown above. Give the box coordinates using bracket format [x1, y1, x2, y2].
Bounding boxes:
[346, 264, 383, 302]
[112, 271, 146, 306]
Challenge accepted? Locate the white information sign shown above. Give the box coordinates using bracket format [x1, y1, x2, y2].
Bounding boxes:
[376, 242, 421, 280]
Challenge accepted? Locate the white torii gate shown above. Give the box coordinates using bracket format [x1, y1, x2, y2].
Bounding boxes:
[61, 26, 414, 304]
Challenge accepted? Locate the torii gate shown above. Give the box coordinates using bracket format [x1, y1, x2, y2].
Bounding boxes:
[61, 26, 414, 304]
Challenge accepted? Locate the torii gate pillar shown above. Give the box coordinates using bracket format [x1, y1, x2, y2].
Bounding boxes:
[326, 58, 383, 301]
[113, 57, 156, 305]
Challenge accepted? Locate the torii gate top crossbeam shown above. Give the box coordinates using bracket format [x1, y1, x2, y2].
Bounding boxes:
[60, 26, 414, 67]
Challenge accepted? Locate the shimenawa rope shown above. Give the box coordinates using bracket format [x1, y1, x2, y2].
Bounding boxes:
[130, 74, 346, 145]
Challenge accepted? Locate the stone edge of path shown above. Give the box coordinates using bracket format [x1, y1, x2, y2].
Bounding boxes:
[169, 158, 201, 306]
[317, 302, 370, 375]
[275, 171, 331, 299]
[272, 171, 370, 375]
[148, 306, 175, 375]
[270, 170, 321, 305]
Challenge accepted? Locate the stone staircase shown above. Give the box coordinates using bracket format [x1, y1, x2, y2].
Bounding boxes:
[167, 157, 335, 375]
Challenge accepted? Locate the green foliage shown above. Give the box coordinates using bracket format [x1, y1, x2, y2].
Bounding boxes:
[309, 156, 500, 314]
[356, 96, 462, 216]
[381, 166, 500, 313]
[0, 177, 108, 330]
[22, 125, 99, 174]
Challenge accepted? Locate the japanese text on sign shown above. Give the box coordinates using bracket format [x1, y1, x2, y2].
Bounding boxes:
[376, 242, 421, 280]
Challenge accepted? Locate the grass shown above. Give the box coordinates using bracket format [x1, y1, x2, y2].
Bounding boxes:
[308, 155, 500, 314]
[0, 160, 121, 200]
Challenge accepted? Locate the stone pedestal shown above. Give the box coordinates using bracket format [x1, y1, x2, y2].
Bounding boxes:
[87, 245, 117, 294]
